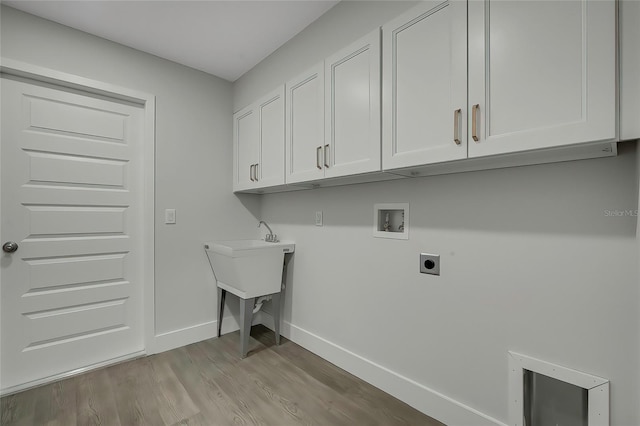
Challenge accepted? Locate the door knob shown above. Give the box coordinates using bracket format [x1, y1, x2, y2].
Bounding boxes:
[2, 242, 18, 253]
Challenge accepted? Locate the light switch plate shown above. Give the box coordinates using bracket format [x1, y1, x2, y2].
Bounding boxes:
[315, 211, 323, 226]
[165, 209, 176, 224]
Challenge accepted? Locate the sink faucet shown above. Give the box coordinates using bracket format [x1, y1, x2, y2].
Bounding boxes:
[258, 221, 278, 242]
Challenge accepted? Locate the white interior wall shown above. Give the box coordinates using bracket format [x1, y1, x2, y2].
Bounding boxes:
[0, 5, 261, 343]
[234, 1, 640, 424]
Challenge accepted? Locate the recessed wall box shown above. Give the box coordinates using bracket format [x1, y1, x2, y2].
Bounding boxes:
[373, 203, 409, 240]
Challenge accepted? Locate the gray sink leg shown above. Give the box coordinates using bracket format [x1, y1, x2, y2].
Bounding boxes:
[272, 292, 281, 345]
[239, 297, 254, 358]
[217, 287, 226, 338]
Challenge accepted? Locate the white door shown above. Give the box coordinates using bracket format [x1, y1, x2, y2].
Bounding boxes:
[382, 0, 467, 170]
[325, 29, 381, 178]
[285, 63, 325, 184]
[0, 78, 145, 391]
[256, 86, 285, 188]
[233, 105, 258, 191]
[468, 0, 616, 158]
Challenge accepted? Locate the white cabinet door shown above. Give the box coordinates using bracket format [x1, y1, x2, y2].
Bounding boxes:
[233, 86, 285, 192]
[468, 0, 616, 158]
[233, 105, 258, 192]
[286, 63, 325, 184]
[325, 29, 381, 178]
[382, 0, 467, 169]
[256, 86, 285, 188]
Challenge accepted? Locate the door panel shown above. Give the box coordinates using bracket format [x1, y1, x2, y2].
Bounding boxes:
[25, 253, 126, 289]
[382, 0, 467, 169]
[468, 0, 616, 157]
[233, 107, 258, 191]
[27, 152, 126, 187]
[27, 205, 126, 235]
[325, 29, 381, 178]
[285, 63, 325, 184]
[28, 96, 126, 140]
[333, 52, 369, 165]
[23, 299, 128, 349]
[257, 87, 285, 188]
[1, 78, 144, 391]
[487, 1, 583, 135]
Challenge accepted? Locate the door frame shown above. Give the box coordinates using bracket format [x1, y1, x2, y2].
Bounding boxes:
[0, 57, 156, 393]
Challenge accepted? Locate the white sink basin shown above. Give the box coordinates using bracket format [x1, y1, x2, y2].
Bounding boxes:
[204, 240, 294, 299]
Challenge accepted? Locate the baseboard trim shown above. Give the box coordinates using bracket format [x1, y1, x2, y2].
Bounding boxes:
[151, 314, 264, 355]
[259, 313, 506, 426]
[0, 350, 146, 397]
[152, 320, 217, 354]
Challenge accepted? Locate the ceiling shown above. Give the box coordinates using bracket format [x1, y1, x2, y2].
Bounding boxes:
[3, 0, 340, 82]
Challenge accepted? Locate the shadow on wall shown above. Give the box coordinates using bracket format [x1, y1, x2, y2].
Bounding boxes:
[258, 141, 638, 239]
[234, 192, 263, 225]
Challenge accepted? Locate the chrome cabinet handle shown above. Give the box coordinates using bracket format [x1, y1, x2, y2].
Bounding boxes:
[472, 104, 480, 142]
[453, 108, 462, 145]
[2, 241, 18, 253]
[324, 144, 330, 168]
[254, 163, 259, 182]
[250, 164, 254, 181]
[316, 146, 322, 170]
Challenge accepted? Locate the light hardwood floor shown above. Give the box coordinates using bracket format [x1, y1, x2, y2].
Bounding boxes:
[1, 325, 444, 425]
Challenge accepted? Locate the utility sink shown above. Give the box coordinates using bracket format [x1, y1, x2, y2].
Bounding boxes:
[204, 240, 295, 299]
[205, 238, 294, 358]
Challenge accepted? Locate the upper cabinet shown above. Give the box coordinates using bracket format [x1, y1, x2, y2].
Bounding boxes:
[234, 0, 623, 193]
[467, 0, 616, 157]
[382, 0, 467, 170]
[285, 63, 325, 184]
[233, 86, 285, 192]
[324, 29, 381, 178]
[382, 0, 617, 170]
[286, 30, 382, 184]
[233, 104, 258, 191]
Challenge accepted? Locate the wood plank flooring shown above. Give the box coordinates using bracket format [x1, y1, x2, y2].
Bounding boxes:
[1, 325, 444, 426]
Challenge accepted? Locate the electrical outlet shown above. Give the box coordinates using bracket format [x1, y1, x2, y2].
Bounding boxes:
[315, 211, 323, 226]
[420, 253, 440, 275]
[165, 209, 176, 224]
